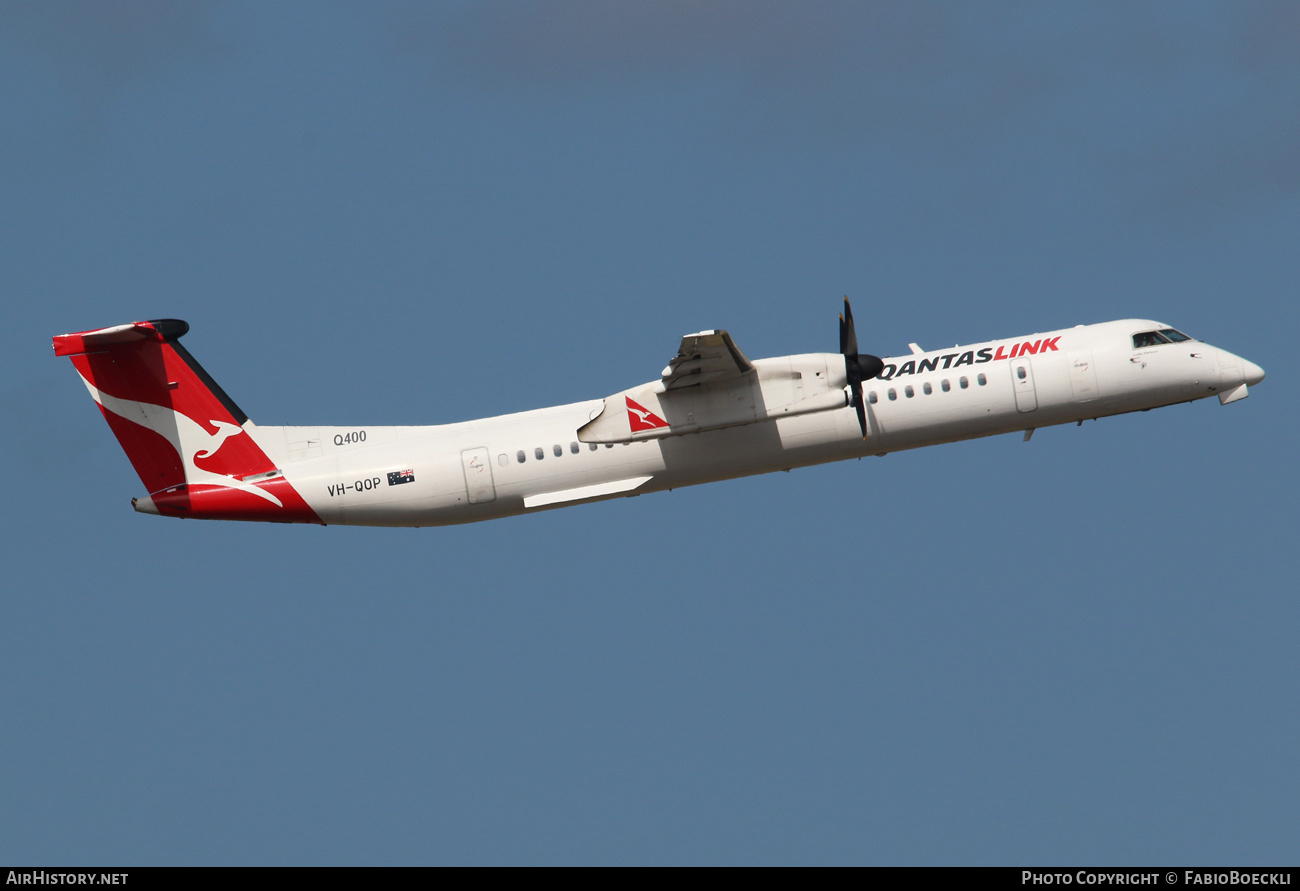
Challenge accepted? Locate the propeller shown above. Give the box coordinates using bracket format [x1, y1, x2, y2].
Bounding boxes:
[839, 297, 885, 439]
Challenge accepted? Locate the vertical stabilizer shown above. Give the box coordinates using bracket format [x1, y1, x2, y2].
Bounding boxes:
[53, 320, 320, 523]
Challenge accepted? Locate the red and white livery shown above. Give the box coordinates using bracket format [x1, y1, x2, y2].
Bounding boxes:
[53, 301, 1265, 527]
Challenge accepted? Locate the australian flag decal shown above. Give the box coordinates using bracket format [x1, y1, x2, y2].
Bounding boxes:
[387, 469, 415, 486]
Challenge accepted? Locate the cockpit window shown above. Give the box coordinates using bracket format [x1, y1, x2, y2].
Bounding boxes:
[1134, 329, 1195, 348]
[1132, 331, 1170, 348]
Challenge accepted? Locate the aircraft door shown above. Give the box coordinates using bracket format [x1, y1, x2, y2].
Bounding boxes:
[1011, 357, 1038, 412]
[1068, 348, 1099, 403]
[460, 447, 497, 504]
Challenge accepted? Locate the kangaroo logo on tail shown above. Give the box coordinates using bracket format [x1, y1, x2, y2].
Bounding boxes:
[195, 420, 245, 459]
[78, 375, 282, 506]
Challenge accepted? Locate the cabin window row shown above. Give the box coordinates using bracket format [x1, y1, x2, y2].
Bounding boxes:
[504, 441, 606, 465]
[867, 373, 987, 403]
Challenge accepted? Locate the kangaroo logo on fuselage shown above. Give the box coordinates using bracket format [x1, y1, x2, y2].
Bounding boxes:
[626, 396, 669, 433]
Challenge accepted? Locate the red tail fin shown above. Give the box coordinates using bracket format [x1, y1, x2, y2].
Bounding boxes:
[54, 320, 320, 523]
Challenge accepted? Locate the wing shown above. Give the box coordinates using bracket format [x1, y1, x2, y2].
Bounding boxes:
[660, 329, 755, 391]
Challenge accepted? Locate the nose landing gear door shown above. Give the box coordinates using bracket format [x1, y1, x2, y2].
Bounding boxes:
[460, 447, 497, 504]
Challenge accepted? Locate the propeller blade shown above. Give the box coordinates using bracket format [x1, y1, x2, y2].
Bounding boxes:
[851, 381, 867, 438]
[837, 297, 883, 439]
[840, 297, 859, 357]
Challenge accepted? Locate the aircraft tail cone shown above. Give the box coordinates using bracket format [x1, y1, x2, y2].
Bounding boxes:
[132, 495, 160, 516]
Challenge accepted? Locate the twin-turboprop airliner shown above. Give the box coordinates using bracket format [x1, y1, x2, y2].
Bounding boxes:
[53, 300, 1264, 527]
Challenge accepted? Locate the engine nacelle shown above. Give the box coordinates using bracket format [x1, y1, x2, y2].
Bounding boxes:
[578, 353, 848, 443]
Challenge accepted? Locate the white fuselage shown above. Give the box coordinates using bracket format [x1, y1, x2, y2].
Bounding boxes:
[241, 319, 1261, 527]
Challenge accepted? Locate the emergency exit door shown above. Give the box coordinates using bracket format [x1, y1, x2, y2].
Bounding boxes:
[1010, 358, 1038, 412]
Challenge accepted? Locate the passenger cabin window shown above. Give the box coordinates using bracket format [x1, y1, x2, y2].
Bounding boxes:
[904, 385, 914, 398]
[888, 389, 897, 401]
[868, 391, 878, 404]
[923, 382, 932, 395]
[570, 442, 579, 454]
[1017, 366, 1027, 380]
[959, 376, 969, 389]
[941, 379, 951, 392]
[497, 453, 507, 467]
[516, 450, 526, 464]
[589, 443, 598, 451]
[977, 373, 987, 386]
[553, 444, 563, 457]
[534, 447, 544, 460]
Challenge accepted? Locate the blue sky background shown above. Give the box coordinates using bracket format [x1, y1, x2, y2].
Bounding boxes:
[1, 2, 1296, 865]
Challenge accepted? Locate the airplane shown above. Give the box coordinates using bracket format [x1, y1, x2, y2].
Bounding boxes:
[52, 300, 1264, 528]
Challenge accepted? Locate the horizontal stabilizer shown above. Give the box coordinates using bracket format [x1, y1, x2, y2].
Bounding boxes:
[53, 319, 190, 357]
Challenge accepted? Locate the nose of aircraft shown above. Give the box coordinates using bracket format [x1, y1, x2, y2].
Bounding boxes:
[1217, 349, 1266, 387]
[1242, 358, 1266, 386]
[1213, 349, 1265, 404]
